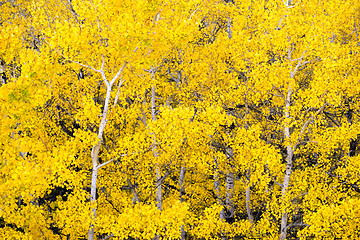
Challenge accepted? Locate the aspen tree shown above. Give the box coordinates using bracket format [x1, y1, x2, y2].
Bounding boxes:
[1, 0, 360, 239]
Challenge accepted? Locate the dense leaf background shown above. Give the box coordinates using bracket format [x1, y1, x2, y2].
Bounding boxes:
[1, 0, 360, 239]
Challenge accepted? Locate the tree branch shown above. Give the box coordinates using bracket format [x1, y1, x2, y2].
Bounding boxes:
[99, 233, 114, 240]
[110, 61, 127, 86]
[97, 153, 134, 170]
[295, 102, 327, 150]
[290, 50, 306, 78]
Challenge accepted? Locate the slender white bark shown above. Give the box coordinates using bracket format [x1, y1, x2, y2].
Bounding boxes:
[155, 167, 162, 211]
[213, 156, 227, 240]
[246, 186, 253, 223]
[279, 86, 293, 240]
[224, 147, 235, 222]
[88, 85, 112, 240]
[179, 166, 186, 240]
[151, 83, 156, 122]
[87, 61, 126, 240]
[279, 48, 327, 238]
[179, 167, 186, 201]
[225, 172, 235, 219]
[88, 166, 98, 240]
[227, 17, 232, 40]
[127, 178, 140, 204]
[242, 103, 255, 225]
[151, 83, 162, 211]
[150, 70, 162, 240]
[213, 157, 225, 221]
[245, 169, 254, 224]
[279, 49, 305, 240]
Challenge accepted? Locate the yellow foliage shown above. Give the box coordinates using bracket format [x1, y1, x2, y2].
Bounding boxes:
[1, 0, 360, 239]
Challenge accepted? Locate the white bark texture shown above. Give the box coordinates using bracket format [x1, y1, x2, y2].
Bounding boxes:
[213, 158, 225, 221]
[279, 49, 304, 240]
[179, 166, 186, 240]
[151, 83, 162, 211]
[225, 172, 235, 220]
[150, 71, 162, 240]
[279, 86, 293, 240]
[127, 178, 140, 204]
[88, 86, 111, 240]
[224, 147, 235, 221]
[87, 61, 126, 240]
[214, 165, 225, 240]
[245, 169, 254, 224]
[279, 48, 326, 239]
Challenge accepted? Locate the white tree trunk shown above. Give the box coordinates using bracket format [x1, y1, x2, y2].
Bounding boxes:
[279, 86, 293, 240]
[246, 187, 253, 223]
[279, 96, 326, 240]
[155, 167, 162, 211]
[224, 147, 235, 222]
[88, 87, 111, 240]
[225, 172, 235, 220]
[245, 169, 254, 224]
[87, 61, 127, 240]
[227, 17, 232, 40]
[127, 178, 140, 204]
[213, 157, 225, 221]
[88, 166, 99, 240]
[279, 49, 305, 240]
[213, 157, 226, 240]
[150, 71, 163, 240]
[151, 83, 162, 212]
[179, 166, 186, 240]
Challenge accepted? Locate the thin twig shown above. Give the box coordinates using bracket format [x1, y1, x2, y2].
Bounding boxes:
[99, 233, 114, 240]
[110, 61, 127, 86]
[295, 102, 327, 150]
[97, 153, 130, 169]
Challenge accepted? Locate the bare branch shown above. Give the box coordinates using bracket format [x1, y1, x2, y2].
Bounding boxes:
[227, 17, 232, 39]
[355, 19, 359, 42]
[97, 153, 131, 169]
[285, 222, 310, 230]
[99, 57, 110, 87]
[290, 50, 306, 78]
[295, 102, 327, 150]
[188, 7, 199, 20]
[73, 60, 100, 73]
[110, 61, 127, 86]
[113, 73, 126, 107]
[271, 84, 286, 102]
[168, 68, 180, 84]
[44, 40, 101, 73]
[127, 178, 140, 203]
[101, 55, 105, 72]
[300, 58, 318, 67]
[99, 233, 114, 240]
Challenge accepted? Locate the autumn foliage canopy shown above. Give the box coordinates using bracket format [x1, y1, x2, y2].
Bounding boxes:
[1, 0, 360, 239]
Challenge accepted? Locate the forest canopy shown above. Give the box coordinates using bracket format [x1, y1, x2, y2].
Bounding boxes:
[1, 0, 360, 239]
